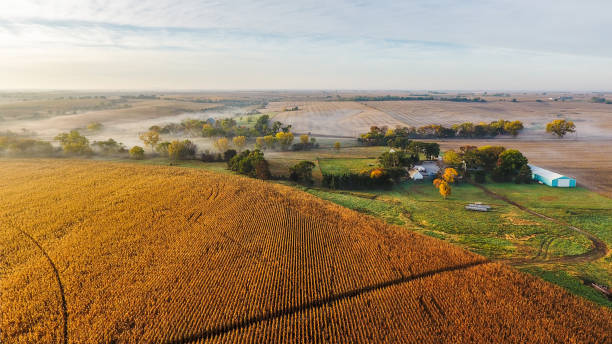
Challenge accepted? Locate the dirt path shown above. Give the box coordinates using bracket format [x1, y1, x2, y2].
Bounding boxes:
[470, 182, 609, 265]
[14, 227, 68, 344]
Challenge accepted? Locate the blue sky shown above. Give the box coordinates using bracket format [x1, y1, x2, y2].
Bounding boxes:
[1, 0, 611, 90]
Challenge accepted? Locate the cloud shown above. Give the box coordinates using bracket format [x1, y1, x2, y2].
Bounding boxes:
[0, 1, 611, 89]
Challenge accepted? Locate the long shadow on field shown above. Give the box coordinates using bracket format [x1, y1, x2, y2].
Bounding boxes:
[15, 227, 68, 344]
[164, 259, 489, 344]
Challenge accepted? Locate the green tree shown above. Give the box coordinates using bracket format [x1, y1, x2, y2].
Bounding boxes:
[546, 119, 576, 138]
[55, 130, 92, 155]
[129, 146, 145, 159]
[289, 161, 316, 185]
[155, 141, 171, 156]
[494, 149, 528, 182]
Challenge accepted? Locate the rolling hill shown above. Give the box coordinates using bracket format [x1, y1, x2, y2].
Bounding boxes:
[1, 160, 610, 343]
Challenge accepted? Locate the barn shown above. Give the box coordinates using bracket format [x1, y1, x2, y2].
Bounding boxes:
[528, 164, 576, 187]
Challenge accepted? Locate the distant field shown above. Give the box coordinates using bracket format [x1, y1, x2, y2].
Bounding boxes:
[266, 101, 403, 137]
[264, 98, 612, 140]
[1, 160, 610, 343]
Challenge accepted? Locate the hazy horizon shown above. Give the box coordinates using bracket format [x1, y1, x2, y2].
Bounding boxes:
[2, 1, 612, 90]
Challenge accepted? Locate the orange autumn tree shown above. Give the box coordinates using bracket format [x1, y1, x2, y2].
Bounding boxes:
[433, 168, 458, 199]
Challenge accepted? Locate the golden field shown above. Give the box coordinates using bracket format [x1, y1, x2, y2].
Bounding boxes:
[1, 160, 610, 343]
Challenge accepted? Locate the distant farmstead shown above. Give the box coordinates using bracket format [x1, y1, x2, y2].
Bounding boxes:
[529, 164, 576, 187]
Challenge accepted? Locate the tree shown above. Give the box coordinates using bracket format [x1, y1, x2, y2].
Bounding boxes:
[439, 181, 451, 199]
[378, 150, 414, 168]
[433, 178, 451, 199]
[232, 136, 246, 151]
[334, 141, 341, 151]
[275, 132, 294, 150]
[546, 119, 575, 138]
[504, 120, 524, 137]
[515, 164, 533, 184]
[263, 135, 276, 150]
[129, 146, 145, 159]
[55, 130, 92, 155]
[443, 150, 462, 166]
[87, 122, 103, 131]
[155, 141, 171, 156]
[254, 115, 270, 135]
[223, 149, 237, 162]
[228, 149, 269, 178]
[289, 161, 316, 185]
[442, 168, 458, 183]
[92, 138, 125, 154]
[214, 137, 229, 152]
[168, 140, 197, 160]
[139, 130, 160, 152]
[300, 134, 310, 145]
[255, 137, 265, 150]
[494, 149, 528, 182]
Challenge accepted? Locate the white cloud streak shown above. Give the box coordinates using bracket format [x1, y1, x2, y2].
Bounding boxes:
[0, 1, 611, 89]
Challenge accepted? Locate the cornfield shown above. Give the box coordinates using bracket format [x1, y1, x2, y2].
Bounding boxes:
[0, 160, 609, 343]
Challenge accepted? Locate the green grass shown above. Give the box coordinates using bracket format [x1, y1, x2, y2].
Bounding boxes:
[318, 158, 378, 175]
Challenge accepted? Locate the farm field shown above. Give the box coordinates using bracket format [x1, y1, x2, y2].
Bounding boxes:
[264, 98, 612, 140]
[305, 181, 612, 307]
[267, 101, 403, 137]
[2, 99, 223, 145]
[1, 159, 611, 343]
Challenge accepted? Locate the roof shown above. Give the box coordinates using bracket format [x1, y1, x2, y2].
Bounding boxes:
[409, 169, 423, 178]
[528, 164, 571, 180]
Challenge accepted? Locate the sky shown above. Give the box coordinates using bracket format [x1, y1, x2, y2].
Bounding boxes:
[1, 0, 611, 90]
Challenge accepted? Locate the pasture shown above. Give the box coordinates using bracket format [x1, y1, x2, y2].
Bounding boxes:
[1, 160, 610, 343]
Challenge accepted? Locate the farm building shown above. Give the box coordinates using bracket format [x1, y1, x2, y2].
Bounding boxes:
[413, 162, 440, 179]
[529, 164, 576, 187]
[408, 169, 424, 180]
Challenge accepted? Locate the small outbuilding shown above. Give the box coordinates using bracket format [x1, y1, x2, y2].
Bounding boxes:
[528, 164, 576, 187]
[408, 169, 424, 180]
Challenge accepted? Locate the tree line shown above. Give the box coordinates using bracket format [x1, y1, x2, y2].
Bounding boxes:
[359, 120, 524, 144]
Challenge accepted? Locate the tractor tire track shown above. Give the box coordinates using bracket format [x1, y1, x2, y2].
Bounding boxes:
[15, 227, 68, 344]
[470, 182, 609, 265]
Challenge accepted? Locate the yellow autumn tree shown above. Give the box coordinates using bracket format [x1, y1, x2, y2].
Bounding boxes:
[370, 168, 384, 179]
[443, 168, 458, 183]
[214, 137, 229, 152]
[439, 181, 451, 199]
[232, 136, 246, 151]
[300, 134, 309, 144]
[255, 137, 265, 150]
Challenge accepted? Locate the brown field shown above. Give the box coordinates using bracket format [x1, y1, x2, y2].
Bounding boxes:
[1, 160, 610, 343]
[265, 99, 612, 139]
[0, 97, 124, 121]
[267, 101, 403, 137]
[436, 139, 612, 197]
